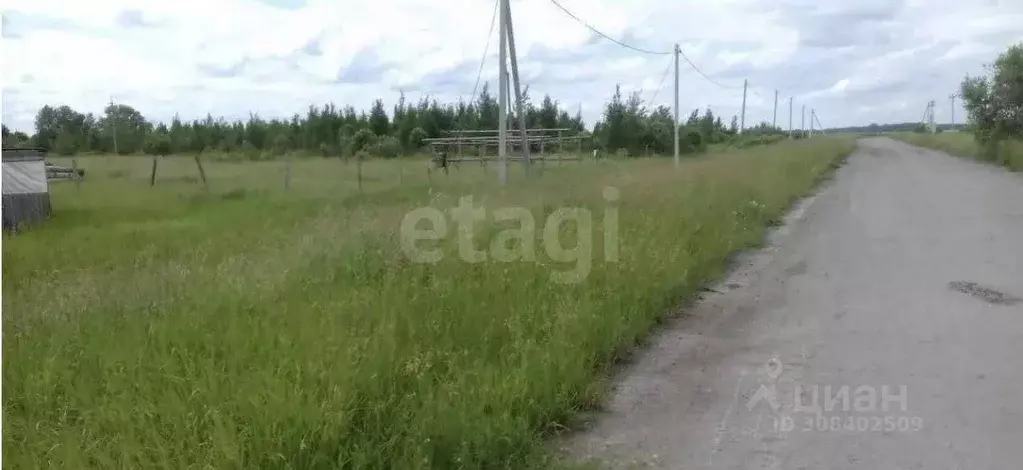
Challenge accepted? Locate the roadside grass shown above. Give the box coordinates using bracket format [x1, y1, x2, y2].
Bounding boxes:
[4, 138, 854, 468]
[891, 131, 1023, 172]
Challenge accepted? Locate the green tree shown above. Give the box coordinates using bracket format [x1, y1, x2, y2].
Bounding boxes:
[34, 105, 87, 150]
[369, 99, 389, 136]
[477, 82, 499, 131]
[407, 127, 428, 151]
[271, 133, 290, 156]
[2, 125, 30, 147]
[351, 128, 377, 153]
[53, 130, 79, 156]
[100, 103, 150, 154]
[961, 42, 1023, 153]
[145, 132, 172, 156]
[371, 135, 402, 158]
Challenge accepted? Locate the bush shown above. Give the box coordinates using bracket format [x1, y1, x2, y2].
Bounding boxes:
[271, 134, 289, 157]
[351, 129, 377, 154]
[407, 127, 428, 152]
[684, 130, 704, 153]
[370, 135, 402, 158]
[240, 140, 261, 161]
[144, 132, 172, 156]
[960, 42, 1023, 171]
[53, 131, 79, 156]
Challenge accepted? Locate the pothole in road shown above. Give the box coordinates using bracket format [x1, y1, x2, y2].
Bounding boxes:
[948, 281, 1022, 306]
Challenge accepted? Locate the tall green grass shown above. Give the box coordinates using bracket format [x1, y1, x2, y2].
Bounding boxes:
[4, 138, 854, 468]
[891, 131, 1023, 172]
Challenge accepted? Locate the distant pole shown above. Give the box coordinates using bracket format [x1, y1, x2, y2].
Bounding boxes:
[497, 0, 508, 185]
[772, 90, 778, 128]
[800, 105, 806, 138]
[809, 109, 815, 138]
[927, 100, 937, 133]
[814, 111, 826, 136]
[673, 43, 680, 167]
[788, 97, 793, 138]
[503, 0, 531, 174]
[110, 97, 119, 155]
[740, 79, 748, 134]
[949, 94, 956, 129]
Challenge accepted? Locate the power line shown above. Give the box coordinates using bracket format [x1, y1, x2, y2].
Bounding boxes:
[647, 56, 673, 107]
[548, 0, 671, 56]
[454, 0, 499, 141]
[465, 0, 500, 109]
[676, 47, 743, 89]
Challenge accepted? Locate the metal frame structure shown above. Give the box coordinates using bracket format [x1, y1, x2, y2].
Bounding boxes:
[423, 128, 586, 165]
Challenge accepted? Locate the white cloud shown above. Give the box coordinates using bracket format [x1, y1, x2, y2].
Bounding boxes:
[2, 0, 1022, 132]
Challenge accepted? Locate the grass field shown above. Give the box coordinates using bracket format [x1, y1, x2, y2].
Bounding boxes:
[4, 138, 854, 468]
[891, 131, 1023, 172]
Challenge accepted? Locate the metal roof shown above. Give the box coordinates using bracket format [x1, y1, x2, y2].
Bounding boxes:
[2, 147, 48, 162]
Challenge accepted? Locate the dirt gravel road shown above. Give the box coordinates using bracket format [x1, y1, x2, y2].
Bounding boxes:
[562, 137, 1023, 469]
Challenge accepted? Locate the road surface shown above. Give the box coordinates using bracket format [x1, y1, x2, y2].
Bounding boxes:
[562, 137, 1023, 469]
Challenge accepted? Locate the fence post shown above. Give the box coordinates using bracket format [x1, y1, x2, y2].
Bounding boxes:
[149, 155, 158, 187]
[284, 154, 292, 189]
[357, 152, 363, 193]
[72, 157, 81, 189]
[194, 154, 208, 190]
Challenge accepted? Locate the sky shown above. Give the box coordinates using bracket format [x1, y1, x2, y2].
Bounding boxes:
[2, 0, 1022, 133]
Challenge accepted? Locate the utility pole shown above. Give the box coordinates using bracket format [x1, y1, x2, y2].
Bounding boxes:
[673, 43, 680, 167]
[503, 0, 531, 174]
[788, 97, 793, 138]
[948, 94, 956, 130]
[813, 110, 825, 136]
[497, 0, 508, 185]
[109, 97, 119, 155]
[926, 100, 936, 133]
[809, 109, 815, 138]
[800, 104, 806, 138]
[773, 90, 778, 128]
[740, 79, 747, 134]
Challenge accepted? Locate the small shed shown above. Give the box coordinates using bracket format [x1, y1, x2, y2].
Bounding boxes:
[2, 147, 52, 230]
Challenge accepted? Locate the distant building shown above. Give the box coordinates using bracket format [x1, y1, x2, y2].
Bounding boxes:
[2, 147, 52, 230]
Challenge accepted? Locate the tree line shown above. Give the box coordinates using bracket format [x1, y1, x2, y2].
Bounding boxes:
[959, 42, 1023, 164]
[1, 83, 786, 159]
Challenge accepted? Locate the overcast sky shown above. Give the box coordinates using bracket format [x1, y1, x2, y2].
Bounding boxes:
[3, 0, 1022, 133]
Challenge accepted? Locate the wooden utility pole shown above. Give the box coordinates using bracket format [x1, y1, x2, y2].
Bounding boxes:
[109, 97, 119, 155]
[801, 105, 806, 138]
[788, 97, 793, 138]
[949, 94, 957, 129]
[809, 108, 815, 138]
[773, 90, 778, 128]
[502, 0, 531, 175]
[497, 0, 508, 185]
[739, 79, 748, 134]
[673, 43, 680, 167]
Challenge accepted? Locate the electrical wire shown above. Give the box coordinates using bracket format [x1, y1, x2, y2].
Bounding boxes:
[466, 0, 499, 113]
[676, 47, 743, 89]
[547, 0, 757, 95]
[455, 0, 500, 140]
[647, 56, 673, 108]
[548, 0, 671, 56]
